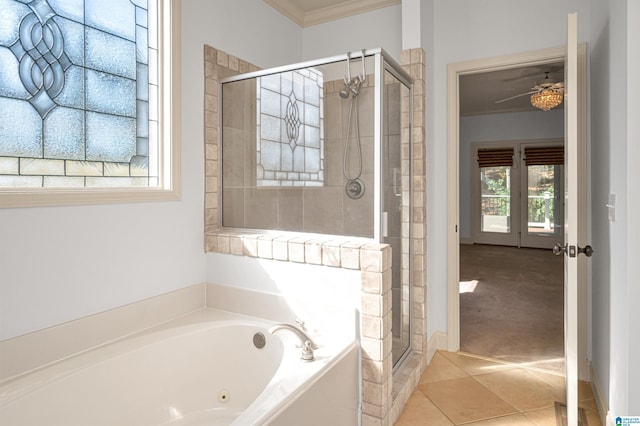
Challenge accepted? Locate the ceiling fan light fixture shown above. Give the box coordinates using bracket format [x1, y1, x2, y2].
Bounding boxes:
[530, 87, 564, 111]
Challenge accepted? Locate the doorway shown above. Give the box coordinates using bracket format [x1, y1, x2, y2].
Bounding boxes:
[446, 46, 588, 376]
[464, 135, 566, 370]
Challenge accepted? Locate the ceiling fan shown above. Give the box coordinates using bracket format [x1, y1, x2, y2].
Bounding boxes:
[495, 72, 565, 111]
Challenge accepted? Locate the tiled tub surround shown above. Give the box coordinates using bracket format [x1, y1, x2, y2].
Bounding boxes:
[205, 45, 427, 426]
[0, 284, 359, 425]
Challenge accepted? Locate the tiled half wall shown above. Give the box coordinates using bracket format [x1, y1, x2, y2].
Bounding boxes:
[203, 45, 427, 426]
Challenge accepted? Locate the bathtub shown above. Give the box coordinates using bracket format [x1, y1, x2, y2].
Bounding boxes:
[0, 309, 359, 425]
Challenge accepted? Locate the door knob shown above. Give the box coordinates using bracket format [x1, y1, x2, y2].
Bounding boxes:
[553, 242, 594, 257]
[553, 242, 567, 256]
[578, 245, 594, 257]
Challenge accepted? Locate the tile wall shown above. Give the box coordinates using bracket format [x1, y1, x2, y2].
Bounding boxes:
[203, 45, 427, 426]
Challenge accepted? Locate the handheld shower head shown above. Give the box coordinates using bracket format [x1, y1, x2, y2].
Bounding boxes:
[339, 77, 362, 99]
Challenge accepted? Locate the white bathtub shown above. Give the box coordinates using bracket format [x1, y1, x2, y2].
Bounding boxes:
[0, 309, 359, 425]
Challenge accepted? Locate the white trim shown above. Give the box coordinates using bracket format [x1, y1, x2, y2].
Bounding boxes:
[427, 331, 447, 364]
[263, 0, 401, 28]
[0, 0, 181, 209]
[446, 60, 460, 352]
[446, 44, 589, 378]
[589, 361, 609, 426]
[605, 412, 615, 426]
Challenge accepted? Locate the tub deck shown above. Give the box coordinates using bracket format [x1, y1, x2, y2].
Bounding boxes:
[0, 308, 358, 426]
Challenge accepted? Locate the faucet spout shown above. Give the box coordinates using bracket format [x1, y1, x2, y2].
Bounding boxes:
[269, 323, 318, 362]
[269, 323, 318, 348]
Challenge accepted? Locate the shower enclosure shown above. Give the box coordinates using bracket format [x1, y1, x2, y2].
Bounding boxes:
[220, 48, 413, 367]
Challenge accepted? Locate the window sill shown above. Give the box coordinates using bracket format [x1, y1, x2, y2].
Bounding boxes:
[0, 187, 180, 209]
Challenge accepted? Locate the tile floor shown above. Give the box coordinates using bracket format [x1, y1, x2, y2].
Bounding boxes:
[395, 351, 602, 425]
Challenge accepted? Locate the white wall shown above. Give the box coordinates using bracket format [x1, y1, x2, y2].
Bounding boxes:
[302, 5, 402, 62]
[206, 253, 361, 330]
[458, 110, 564, 241]
[626, 0, 640, 411]
[182, 0, 302, 69]
[0, 0, 302, 342]
[590, 0, 640, 416]
[589, 0, 613, 407]
[423, 0, 591, 343]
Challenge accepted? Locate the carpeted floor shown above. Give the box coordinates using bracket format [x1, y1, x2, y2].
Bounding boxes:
[459, 244, 565, 372]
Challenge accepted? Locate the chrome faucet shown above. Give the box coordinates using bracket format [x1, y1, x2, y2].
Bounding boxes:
[269, 323, 318, 362]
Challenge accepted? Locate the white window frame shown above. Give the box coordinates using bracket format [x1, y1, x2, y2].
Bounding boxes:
[0, 0, 181, 208]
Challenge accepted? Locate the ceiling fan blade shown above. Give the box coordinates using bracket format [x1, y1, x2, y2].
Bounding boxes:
[494, 90, 537, 104]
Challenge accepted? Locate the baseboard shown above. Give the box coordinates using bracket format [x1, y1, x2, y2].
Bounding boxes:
[605, 412, 615, 426]
[427, 331, 448, 364]
[589, 360, 609, 426]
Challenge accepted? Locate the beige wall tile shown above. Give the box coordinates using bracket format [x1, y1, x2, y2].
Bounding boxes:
[322, 242, 341, 267]
[341, 243, 362, 269]
[287, 238, 307, 263]
[257, 236, 274, 259]
[242, 235, 259, 257]
[304, 240, 323, 265]
[204, 47, 428, 426]
[272, 237, 290, 261]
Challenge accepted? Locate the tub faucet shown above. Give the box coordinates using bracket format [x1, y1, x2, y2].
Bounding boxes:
[269, 323, 318, 362]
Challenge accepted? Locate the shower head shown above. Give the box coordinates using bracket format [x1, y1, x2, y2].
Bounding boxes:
[339, 77, 362, 99]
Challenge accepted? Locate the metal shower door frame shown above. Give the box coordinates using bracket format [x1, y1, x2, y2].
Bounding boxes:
[219, 48, 413, 244]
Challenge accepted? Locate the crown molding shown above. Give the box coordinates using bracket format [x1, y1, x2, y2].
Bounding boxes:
[263, 0, 306, 27]
[264, 0, 400, 28]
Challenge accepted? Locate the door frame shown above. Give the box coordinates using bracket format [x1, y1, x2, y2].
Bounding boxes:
[446, 44, 589, 379]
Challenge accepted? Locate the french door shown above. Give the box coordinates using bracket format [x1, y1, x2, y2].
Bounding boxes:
[520, 143, 565, 248]
[473, 140, 564, 249]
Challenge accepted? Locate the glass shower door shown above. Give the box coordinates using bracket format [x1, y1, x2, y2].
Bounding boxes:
[382, 66, 412, 367]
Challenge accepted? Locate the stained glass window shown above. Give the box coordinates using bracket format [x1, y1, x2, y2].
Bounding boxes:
[256, 68, 324, 187]
[0, 0, 159, 188]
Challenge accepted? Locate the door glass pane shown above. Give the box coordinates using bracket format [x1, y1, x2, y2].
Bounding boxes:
[383, 69, 411, 367]
[480, 166, 511, 233]
[527, 164, 563, 235]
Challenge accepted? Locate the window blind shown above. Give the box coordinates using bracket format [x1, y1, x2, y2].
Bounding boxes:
[524, 146, 564, 166]
[477, 148, 514, 168]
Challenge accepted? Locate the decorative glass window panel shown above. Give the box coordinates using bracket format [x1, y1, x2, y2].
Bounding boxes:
[0, 0, 160, 188]
[256, 68, 324, 187]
